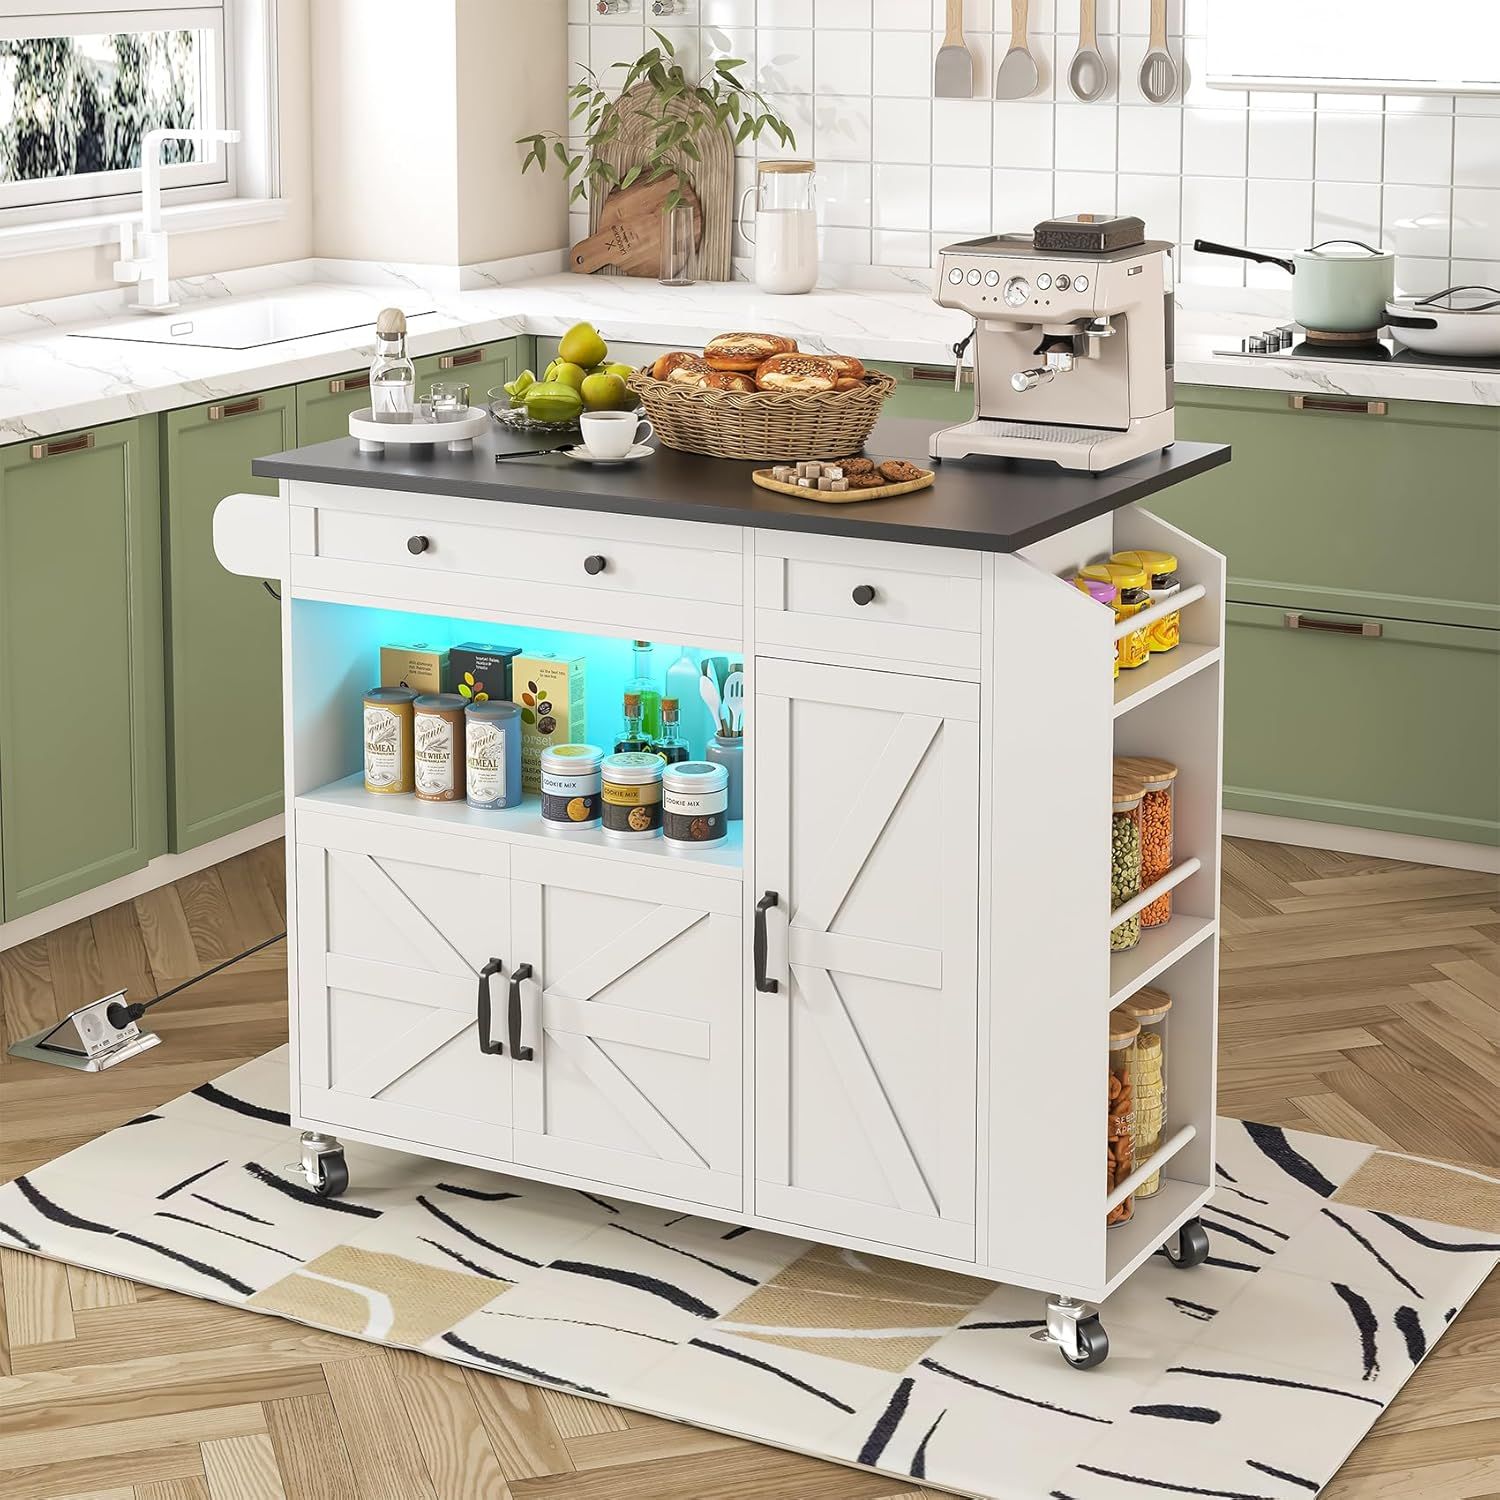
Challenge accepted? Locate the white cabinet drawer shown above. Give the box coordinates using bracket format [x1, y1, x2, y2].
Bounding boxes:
[755, 531, 983, 668]
[292, 494, 744, 640]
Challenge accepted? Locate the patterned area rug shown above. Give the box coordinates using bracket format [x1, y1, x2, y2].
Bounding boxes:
[2, 1047, 1496, 1500]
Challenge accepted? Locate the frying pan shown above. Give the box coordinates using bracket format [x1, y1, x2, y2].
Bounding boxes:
[1385, 287, 1500, 358]
[1193, 238, 1395, 336]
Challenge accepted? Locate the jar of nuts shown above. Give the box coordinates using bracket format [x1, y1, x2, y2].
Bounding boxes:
[1117, 756, 1178, 928]
[1108, 1007, 1140, 1226]
[1111, 765, 1146, 952]
[1123, 987, 1172, 1199]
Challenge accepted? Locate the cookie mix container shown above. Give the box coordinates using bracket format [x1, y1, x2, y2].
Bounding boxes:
[1123, 987, 1172, 1198]
[1117, 755, 1178, 927]
[1111, 765, 1146, 952]
[540, 744, 603, 831]
[601, 751, 664, 840]
[413, 694, 466, 802]
[1108, 1007, 1140, 1227]
[1112, 548, 1181, 653]
[663, 761, 729, 849]
[1079, 561, 1150, 672]
[363, 686, 417, 794]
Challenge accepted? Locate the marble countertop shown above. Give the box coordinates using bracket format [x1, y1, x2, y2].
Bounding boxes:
[2, 258, 1495, 443]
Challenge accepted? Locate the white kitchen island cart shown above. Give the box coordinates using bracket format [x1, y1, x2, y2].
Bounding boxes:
[216, 417, 1230, 1368]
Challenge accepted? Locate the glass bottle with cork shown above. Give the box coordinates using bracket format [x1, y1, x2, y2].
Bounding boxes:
[628, 641, 662, 739]
[369, 308, 416, 422]
[653, 697, 690, 764]
[614, 692, 651, 754]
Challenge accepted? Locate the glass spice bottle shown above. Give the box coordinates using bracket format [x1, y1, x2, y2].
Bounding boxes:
[1111, 765, 1146, 952]
[653, 697, 690, 764]
[1118, 756, 1179, 928]
[1123, 987, 1172, 1198]
[1108, 1007, 1140, 1227]
[614, 691, 651, 755]
[628, 641, 662, 740]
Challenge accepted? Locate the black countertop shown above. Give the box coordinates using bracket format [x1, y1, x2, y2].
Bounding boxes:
[253, 416, 1229, 554]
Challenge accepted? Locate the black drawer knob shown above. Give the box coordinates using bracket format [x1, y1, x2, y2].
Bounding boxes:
[407, 535, 430, 555]
[852, 584, 877, 607]
[583, 554, 607, 576]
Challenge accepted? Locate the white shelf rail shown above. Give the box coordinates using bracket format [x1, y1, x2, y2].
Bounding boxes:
[1112, 583, 1207, 643]
[1109, 856, 1202, 932]
[1105, 1124, 1198, 1213]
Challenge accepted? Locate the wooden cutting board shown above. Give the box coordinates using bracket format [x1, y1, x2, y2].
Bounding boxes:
[571, 174, 703, 277]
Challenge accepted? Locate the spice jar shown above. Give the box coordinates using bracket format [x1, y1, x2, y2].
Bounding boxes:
[540, 744, 603, 831]
[1075, 574, 1121, 680]
[1108, 1007, 1140, 1226]
[1078, 562, 1150, 672]
[601, 751, 664, 840]
[413, 694, 467, 802]
[1117, 755, 1178, 927]
[663, 761, 730, 849]
[1123, 987, 1171, 1199]
[1112, 548, 1181, 654]
[465, 700, 522, 810]
[363, 686, 417, 794]
[1111, 765, 1146, 952]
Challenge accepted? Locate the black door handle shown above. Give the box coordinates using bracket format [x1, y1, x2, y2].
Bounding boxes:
[508, 962, 535, 1060]
[408, 534, 430, 554]
[754, 892, 779, 993]
[477, 958, 504, 1055]
[851, 584, 876, 606]
[583, 553, 607, 575]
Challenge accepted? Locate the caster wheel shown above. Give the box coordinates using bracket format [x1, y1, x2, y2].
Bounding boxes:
[1060, 1316, 1109, 1370]
[1166, 1218, 1210, 1270]
[311, 1150, 348, 1199]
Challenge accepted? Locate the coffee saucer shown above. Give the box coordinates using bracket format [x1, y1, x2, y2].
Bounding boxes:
[564, 443, 653, 466]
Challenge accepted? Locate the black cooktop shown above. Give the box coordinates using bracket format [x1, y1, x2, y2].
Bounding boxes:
[1215, 327, 1500, 373]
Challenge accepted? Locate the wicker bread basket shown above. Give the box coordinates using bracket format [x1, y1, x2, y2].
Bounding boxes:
[628, 369, 895, 462]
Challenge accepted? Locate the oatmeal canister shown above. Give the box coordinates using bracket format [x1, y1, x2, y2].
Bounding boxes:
[363, 686, 417, 793]
[663, 761, 729, 849]
[601, 751, 664, 840]
[413, 693, 466, 802]
[540, 744, 603, 831]
[465, 700, 522, 810]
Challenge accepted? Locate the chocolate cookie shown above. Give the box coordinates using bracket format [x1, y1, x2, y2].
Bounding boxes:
[841, 456, 877, 475]
[879, 459, 926, 483]
[844, 469, 888, 489]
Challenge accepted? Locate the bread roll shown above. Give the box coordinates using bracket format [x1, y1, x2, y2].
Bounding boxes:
[754, 353, 840, 394]
[651, 351, 711, 383]
[823, 354, 865, 382]
[698, 370, 757, 393]
[704, 332, 799, 371]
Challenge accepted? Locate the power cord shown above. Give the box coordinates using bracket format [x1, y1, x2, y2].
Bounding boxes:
[106, 930, 287, 1031]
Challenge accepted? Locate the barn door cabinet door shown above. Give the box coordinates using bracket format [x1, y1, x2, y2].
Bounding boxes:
[509, 846, 744, 1211]
[295, 820, 516, 1164]
[753, 657, 981, 1260]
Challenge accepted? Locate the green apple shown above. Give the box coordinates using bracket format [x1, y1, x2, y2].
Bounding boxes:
[543, 359, 586, 391]
[580, 371, 629, 411]
[604, 362, 636, 383]
[559, 321, 608, 369]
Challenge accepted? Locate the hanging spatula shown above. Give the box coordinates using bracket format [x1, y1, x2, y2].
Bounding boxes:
[934, 0, 976, 98]
[1138, 0, 1178, 104]
[996, 0, 1041, 100]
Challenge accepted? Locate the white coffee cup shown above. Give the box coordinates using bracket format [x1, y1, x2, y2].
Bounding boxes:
[579, 410, 654, 460]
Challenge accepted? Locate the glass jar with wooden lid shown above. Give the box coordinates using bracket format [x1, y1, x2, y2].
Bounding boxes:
[738, 160, 817, 295]
[1115, 755, 1179, 928]
[1122, 987, 1172, 1198]
[1108, 1007, 1141, 1226]
[1111, 765, 1146, 952]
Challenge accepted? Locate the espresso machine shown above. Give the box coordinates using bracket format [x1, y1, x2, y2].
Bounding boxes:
[930, 217, 1176, 472]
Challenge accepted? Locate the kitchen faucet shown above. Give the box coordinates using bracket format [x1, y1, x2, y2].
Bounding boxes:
[114, 127, 241, 312]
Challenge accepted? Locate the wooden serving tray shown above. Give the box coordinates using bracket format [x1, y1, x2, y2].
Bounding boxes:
[751, 465, 935, 505]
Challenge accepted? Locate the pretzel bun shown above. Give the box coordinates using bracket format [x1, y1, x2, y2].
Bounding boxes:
[823, 354, 865, 382]
[703, 331, 799, 371]
[754, 353, 841, 394]
[698, 370, 757, 393]
[651, 351, 712, 383]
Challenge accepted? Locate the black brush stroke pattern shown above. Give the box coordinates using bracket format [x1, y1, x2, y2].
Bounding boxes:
[1207, 1204, 1291, 1242]
[551, 1259, 717, 1318]
[1076, 1464, 1275, 1499]
[1372, 1212, 1500, 1255]
[1395, 1305, 1427, 1364]
[157, 1160, 229, 1201]
[244, 1163, 380, 1218]
[154, 1210, 302, 1261]
[918, 1358, 1112, 1425]
[191, 1081, 291, 1127]
[607, 1222, 759, 1285]
[1199, 1218, 1277, 1257]
[481, 1308, 676, 1345]
[959, 1318, 1047, 1331]
[1203, 1255, 1260, 1273]
[1243, 1122, 1339, 1198]
[1320, 1208, 1422, 1299]
[910, 1409, 944, 1479]
[688, 1337, 855, 1412]
[191, 1193, 273, 1226]
[1245, 1459, 1319, 1491]
[576, 1190, 621, 1214]
[1216, 1163, 1239, 1182]
[721, 1225, 752, 1240]
[1332, 1282, 1380, 1381]
[124, 1113, 162, 1125]
[441, 1330, 609, 1396]
[416, 1195, 541, 1270]
[1132, 1404, 1222, 1424]
[1166, 1365, 1385, 1408]
[418, 1236, 512, 1282]
[0, 1219, 40, 1251]
[1217, 1185, 1272, 1207]
[1167, 1297, 1219, 1321]
[435, 1182, 523, 1203]
[857, 1376, 913, 1466]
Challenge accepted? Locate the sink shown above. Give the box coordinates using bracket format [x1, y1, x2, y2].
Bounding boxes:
[67, 287, 436, 351]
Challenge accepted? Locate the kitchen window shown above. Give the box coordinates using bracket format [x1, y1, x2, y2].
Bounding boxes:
[0, 0, 278, 232]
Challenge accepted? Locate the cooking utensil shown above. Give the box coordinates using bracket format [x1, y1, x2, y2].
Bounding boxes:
[493, 444, 574, 461]
[699, 668, 725, 735]
[1068, 0, 1110, 102]
[1138, 0, 1178, 103]
[996, 0, 1040, 100]
[1193, 238, 1396, 336]
[1385, 286, 1500, 358]
[571, 174, 703, 278]
[722, 669, 745, 734]
[935, 0, 976, 98]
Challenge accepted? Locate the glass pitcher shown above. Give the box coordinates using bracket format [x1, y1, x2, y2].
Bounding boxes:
[738, 161, 818, 295]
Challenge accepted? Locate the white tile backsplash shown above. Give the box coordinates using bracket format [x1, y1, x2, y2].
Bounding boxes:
[573, 6, 1487, 287]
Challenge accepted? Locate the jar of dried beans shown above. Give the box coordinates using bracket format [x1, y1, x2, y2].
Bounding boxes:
[1111, 765, 1146, 952]
[1123, 987, 1171, 1198]
[1108, 1007, 1140, 1226]
[1119, 755, 1178, 927]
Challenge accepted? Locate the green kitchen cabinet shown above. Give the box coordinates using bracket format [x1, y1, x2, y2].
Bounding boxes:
[163, 389, 294, 851]
[0, 420, 166, 918]
[414, 337, 522, 407]
[1224, 603, 1500, 847]
[871, 361, 974, 425]
[296, 366, 377, 447]
[1157, 387, 1500, 631]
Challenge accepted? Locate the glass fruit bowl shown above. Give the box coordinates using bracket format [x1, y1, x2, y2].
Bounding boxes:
[487, 389, 582, 434]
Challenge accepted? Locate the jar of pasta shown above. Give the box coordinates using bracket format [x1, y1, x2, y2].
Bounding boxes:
[1079, 562, 1150, 672]
[1123, 987, 1171, 1198]
[1111, 765, 1146, 952]
[1117, 756, 1178, 928]
[1108, 1007, 1140, 1226]
[1112, 548, 1181, 654]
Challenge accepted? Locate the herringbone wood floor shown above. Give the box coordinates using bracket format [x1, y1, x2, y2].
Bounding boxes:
[0, 837, 1497, 1500]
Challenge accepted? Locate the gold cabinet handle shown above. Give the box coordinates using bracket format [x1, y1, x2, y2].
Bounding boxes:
[1289, 395, 1387, 416]
[440, 348, 483, 369]
[328, 373, 370, 394]
[208, 396, 264, 421]
[29, 432, 94, 460]
[911, 365, 973, 386]
[1284, 611, 1382, 638]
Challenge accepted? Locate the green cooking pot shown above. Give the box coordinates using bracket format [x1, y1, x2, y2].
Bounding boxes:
[1193, 238, 1396, 335]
